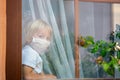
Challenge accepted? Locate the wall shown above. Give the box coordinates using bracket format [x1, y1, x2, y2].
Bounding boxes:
[0, 0, 6, 80]
[113, 4, 120, 30]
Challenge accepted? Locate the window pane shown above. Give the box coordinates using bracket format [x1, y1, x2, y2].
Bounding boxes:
[22, 0, 75, 79]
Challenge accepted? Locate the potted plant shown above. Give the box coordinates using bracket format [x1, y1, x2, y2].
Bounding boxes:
[78, 24, 120, 76]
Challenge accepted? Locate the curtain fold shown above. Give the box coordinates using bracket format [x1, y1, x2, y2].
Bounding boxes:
[29, 0, 36, 20]
[45, 0, 73, 77]
[58, 0, 75, 76]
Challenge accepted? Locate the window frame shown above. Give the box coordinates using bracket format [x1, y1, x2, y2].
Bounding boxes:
[6, 0, 120, 80]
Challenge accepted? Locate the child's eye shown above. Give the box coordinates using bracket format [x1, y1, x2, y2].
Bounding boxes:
[38, 35, 44, 38]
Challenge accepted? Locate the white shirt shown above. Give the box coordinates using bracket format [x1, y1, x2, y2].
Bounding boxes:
[22, 45, 43, 74]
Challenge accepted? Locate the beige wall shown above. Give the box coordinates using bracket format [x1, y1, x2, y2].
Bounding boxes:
[0, 0, 6, 80]
[113, 4, 120, 31]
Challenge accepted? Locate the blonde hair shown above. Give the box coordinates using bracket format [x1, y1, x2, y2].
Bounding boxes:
[23, 20, 52, 46]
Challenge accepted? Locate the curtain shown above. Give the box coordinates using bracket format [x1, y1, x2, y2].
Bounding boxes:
[79, 2, 112, 78]
[22, 0, 75, 79]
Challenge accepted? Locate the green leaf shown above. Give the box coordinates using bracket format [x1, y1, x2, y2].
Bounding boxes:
[101, 62, 110, 72]
[90, 45, 99, 53]
[106, 48, 111, 52]
[116, 32, 120, 39]
[86, 41, 93, 45]
[101, 61, 114, 76]
[100, 49, 106, 57]
[117, 51, 120, 59]
[86, 36, 94, 43]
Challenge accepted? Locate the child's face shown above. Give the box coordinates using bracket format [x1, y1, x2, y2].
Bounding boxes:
[33, 28, 51, 41]
[30, 28, 51, 54]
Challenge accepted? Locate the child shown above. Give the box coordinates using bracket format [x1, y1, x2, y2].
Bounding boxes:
[22, 20, 56, 80]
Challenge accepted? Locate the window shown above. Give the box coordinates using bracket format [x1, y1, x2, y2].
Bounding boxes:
[6, 0, 120, 80]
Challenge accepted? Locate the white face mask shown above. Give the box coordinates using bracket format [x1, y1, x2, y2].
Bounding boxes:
[30, 37, 50, 55]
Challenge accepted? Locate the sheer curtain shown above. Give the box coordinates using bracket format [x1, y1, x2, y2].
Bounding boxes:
[79, 2, 112, 78]
[22, 0, 75, 79]
[61, 1, 113, 78]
